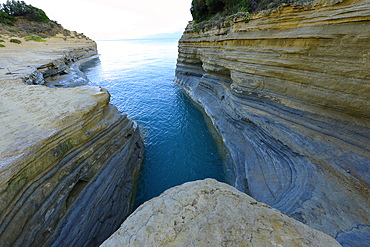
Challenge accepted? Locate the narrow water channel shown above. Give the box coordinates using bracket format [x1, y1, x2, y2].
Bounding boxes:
[81, 39, 226, 207]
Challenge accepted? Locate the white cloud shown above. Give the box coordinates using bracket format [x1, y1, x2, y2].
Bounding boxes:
[15, 0, 193, 39]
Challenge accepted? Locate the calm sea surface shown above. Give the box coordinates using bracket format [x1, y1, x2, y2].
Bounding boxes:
[81, 39, 226, 207]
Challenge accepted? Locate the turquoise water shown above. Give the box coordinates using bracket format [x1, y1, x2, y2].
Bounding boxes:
[81, 39, 226, 207]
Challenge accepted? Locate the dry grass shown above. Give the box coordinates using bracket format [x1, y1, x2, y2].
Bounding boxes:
[0, 16, 88, 40]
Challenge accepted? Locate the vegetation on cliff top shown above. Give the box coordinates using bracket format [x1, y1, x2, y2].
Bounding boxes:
[0, 8, 14, 25]
[190, 0, 302, 23]
[1, 0, 49, 24]
[0, 0, 89, 39]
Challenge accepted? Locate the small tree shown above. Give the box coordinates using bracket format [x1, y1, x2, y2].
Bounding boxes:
[1, 0, 49, 23]
[191, 0, 209, 23]
[1, 0, 29, 16]
[0, 9, 15, 25]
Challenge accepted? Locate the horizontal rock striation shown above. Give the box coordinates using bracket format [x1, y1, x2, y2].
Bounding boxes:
[24, 44, 97, 87]
[101, 179, 341, 246]
[0, 40, 144, 246]
[175, 0, 370, 245]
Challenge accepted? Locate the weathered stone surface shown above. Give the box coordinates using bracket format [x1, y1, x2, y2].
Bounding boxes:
[101, 179, 341, 247]
[0, 38, 144, 246]
[175, 0, 370, 245]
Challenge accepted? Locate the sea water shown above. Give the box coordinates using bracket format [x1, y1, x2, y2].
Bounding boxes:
[81, 39, 226, 207]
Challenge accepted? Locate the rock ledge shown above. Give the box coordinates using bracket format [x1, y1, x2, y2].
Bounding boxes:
[0, 38, 144, 246]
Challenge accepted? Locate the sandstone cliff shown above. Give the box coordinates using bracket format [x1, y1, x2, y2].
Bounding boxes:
[0, 38, 144, 246]
[175, 0, 370, 245]
[101, 179, 341, 246]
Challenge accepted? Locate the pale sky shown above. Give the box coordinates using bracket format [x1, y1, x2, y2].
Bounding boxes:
[19, 0, 193, 40]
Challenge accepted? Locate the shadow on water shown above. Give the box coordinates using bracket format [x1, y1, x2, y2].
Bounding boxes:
[81, 39, 227, 209]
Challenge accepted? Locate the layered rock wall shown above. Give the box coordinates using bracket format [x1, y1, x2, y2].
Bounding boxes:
[175, 0, 370, 245]
[0, 39, 144, 246]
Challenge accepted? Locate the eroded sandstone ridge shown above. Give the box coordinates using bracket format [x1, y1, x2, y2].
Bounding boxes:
[175, 0, 370, 245]
[101, 179, 341, 246]
[0, 38, 143, 246]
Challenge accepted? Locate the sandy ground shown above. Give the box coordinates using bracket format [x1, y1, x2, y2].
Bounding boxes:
[0, 36, 99, 165]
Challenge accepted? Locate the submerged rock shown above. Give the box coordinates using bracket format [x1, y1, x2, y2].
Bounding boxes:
[101, 179, 340, 246]
[0, 38, 144, 246]
[175, 0, 370, 244]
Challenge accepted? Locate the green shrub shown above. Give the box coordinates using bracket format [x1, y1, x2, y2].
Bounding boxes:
[191, 0, 250, 23]
[62, 29, 71, 36]
[227, 11, 250, 21]
[29, 7, 49, 23]
[0, 9, 14, 25]
[1, 0, 50, 23]
[191, 0, 296, 23]
[0, 44, 6, 47]
[39, 33, 48, 39]
[25, 35, 46, 42]
[206, 0, 225, 15]
[0, 39, 5, 42]
[10, 38, 21, 43]
[191, 0, 208, 22]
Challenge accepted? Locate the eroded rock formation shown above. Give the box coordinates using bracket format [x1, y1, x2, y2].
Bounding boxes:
[175, 0, 370, 245]
[101, 179, 341, 246]
[0, 39, 143, 246]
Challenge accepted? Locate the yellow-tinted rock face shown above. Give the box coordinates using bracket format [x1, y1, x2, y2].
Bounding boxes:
[0, 39, 144, 246]
[175, 0, 369, 245]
